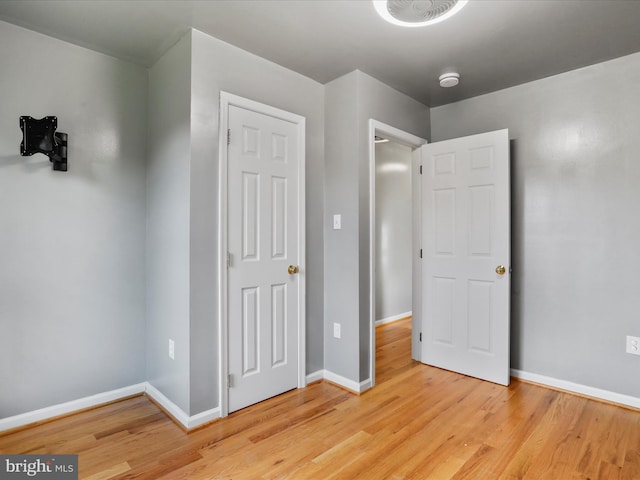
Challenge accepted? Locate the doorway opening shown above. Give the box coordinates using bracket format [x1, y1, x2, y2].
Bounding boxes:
[374, 137, 412, 330]
[368, 120, 425, 387]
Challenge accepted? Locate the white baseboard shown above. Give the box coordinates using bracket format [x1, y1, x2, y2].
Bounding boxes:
[0, 382, 221, 433]
[511, 369, 640, 410]
[143, 382, 190, 427]
[306, 370, 324, 384]
[143, 382, 220, 430]
[317, 369, 372, 394]
[186, 406, 221, 429]
[5, 370, 636, 434]
[0, 383, 146, 432]
[359, 377, 373, 393]
[375, 311, 412, 326]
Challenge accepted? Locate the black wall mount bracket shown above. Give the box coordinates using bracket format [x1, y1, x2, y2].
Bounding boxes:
[20, 116, 68, 171]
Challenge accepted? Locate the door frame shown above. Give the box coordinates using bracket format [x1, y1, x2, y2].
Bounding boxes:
[218, 92, 306, 417]
[368, 119, 425, 387]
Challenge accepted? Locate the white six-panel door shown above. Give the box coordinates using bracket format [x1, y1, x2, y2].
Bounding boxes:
[421, 129, 510, 385]
[227, 104, 302, 412]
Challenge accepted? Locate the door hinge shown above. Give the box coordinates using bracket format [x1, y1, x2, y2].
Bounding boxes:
[228, 374, 233, 388]
[420, 248, 423, 259]
[419, 332, 422, 342]
[419, 165, 423, 175]
[227, 252, 232, 268]
[227, 128, 231, 146]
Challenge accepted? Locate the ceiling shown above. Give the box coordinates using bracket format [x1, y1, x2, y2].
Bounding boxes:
[1, 0, 640, 107]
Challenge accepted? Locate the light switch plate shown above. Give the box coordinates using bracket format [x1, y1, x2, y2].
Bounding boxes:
[333, 214, 341, 230]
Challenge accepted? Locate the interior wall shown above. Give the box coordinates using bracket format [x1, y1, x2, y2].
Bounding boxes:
[146, 33, 192, 414]
[324, 72, 360, 382]
[189, 29, 325, 414]
[356, 72, 429, 382]
[0, 21, 148, 418]
[430, 52, 640, 399]
[375, 141, 412, 322]
[324, 70, 429, 384]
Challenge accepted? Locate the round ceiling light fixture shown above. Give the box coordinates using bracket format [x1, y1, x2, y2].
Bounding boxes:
[373, 0, 468, 28]
[439, 72, 460, 87]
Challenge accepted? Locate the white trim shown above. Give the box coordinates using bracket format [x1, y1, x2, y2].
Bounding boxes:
[187, 407, 221, 429]
[0, 382, 222, 433]
[410, 148, 423, 363]
[144, 383, 190, 427]
[217, 93, 230, 419]
[145, 382, 220, 429]
[218, 92, 307, 418]
[368, 119, 426, 391]
[511, 369, 640, 410]
[375, 310, 412, 326]
[7, 369, 637, 434]
[359, 378, 373, 393]
[306, 370, 371, 393]
[305, 370, 324, 384]
[0, 383, 146, 432]
[323, 370, 372, 394]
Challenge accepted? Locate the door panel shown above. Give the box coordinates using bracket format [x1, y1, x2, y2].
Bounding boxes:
[421, 129, 510, 386]
[242, 172, 259, 260]
[271, 176, 287, 258]
[242, 287, 259, 375]
[228, 105, 300, 412]
[434, 188, 455, 254]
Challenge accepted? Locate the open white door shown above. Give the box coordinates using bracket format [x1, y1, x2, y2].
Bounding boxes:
[421, 129, 510, 385]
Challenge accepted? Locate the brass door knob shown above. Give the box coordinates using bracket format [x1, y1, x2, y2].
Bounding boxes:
[495, 265, 506, 275]
[288, 265, 299, 275]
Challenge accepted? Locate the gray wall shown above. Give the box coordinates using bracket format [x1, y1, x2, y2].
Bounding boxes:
[357, 73, 430, 381]
[0, 21, 147, 417]
[146, 29, 325, 416]
[324, 72, 360, 382]
[431, 52, 640, 398]
[146, 33, 192, 414]
[324, 71, 429, 383]
[375, 141, 412, 321]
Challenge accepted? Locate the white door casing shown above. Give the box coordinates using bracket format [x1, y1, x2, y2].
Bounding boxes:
[411, 147, 423, 362]
[368, 119, 426, 387]
[421, 129, 510, 385]
[219, 93, 305, 415]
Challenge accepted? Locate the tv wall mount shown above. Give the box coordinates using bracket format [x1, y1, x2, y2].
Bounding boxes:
[20, 116, 68, 171]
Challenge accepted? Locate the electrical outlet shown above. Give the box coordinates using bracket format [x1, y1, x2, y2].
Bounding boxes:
[169, 339, 175, 360]
[626, 335, 640, 356]
[333, 322, 341, 339]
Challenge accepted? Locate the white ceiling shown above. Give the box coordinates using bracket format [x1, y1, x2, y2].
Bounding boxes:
[2, 0, 640, 107]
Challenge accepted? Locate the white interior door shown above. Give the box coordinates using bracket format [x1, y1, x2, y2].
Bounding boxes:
[227, 103, 302, 412]
[421, 129, 510, 385]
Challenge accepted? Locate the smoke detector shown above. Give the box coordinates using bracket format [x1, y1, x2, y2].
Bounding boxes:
[439, 72, 460, 88]
[373, 0, 468, 27]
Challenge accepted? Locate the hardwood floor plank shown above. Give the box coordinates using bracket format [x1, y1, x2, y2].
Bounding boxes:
[502, 393, 586, 478]
[84, 462, 131, 480]
[621, 450, 640, 480]
[2, 317, 639, 479]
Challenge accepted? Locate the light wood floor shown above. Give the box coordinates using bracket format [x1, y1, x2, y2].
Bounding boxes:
[2, 317, 640, 479]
